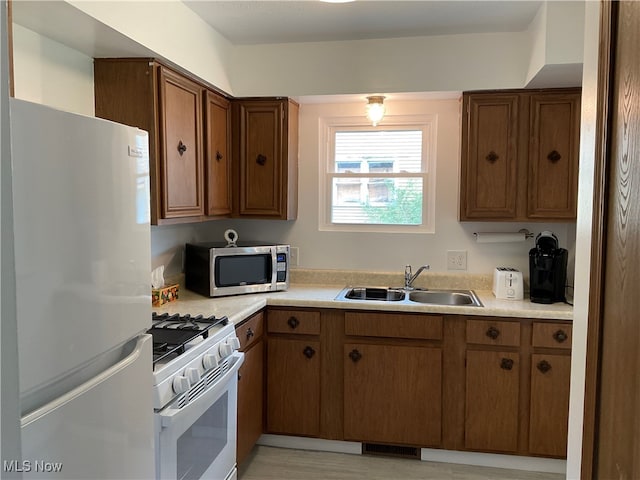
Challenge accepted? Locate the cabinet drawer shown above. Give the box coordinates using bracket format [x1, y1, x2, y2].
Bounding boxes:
[466, 319, 520, 346]
[532, 322, 572, 349]
[236, 311, 264, 351]
[267, 310, 320, 335]
[345, 312, 443, 340]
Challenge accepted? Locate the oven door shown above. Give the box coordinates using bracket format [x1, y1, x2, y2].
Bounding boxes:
[156, 352, 243, 480]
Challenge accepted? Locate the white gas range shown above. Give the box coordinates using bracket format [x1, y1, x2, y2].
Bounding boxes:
[149, 313, 244, 480]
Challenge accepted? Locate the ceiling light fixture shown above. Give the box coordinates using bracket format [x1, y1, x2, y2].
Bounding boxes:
[365, 96, 386, 126]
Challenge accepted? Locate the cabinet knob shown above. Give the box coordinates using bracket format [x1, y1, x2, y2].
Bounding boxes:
[500, 358, 514, 370]
[485, 151, 499, 163]
[246, 327, 254, 339]
[303, 346, 316, 359]
[486, 326, 500, 340]
[553, 329, 568, 343]
[348, 349, 362, 363]
[537, 360, 552, 374]
[256, 154, 267, 166]
[287, 316, 300, 329]
[177, 140, 187, 156]
[547, 150, 562, 163]
[216, 150, 223, 161]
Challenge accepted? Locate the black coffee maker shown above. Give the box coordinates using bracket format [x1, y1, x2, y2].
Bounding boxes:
[529, 231, 568, 304]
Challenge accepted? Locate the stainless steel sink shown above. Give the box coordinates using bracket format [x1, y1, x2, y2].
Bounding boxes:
[408, 289, 483, 307]
[335, 287, 483, 307]
[342, 287, 405, 302]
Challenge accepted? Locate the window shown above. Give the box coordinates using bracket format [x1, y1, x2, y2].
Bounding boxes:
[320, 115, 436, 233]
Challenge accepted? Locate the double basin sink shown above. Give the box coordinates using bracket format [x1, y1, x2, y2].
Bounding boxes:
[335, 286, 483, 307]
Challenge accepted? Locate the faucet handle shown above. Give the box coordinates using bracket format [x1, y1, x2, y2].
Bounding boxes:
[405, 265, 412, 275]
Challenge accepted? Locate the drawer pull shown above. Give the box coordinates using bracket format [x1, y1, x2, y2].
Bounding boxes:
[553, 329, 568, 343]
[537, 360, 552, 374]
[486, 326, 500, 340]
[246, 327, 255, 339]
[349, 349, 362, 363]
[500, 358, 514, 371]
[485, 151, 499, 163]
[303, 346, 316, 359]
[287, 316, 300, 329]
[547, 150, 562, 163]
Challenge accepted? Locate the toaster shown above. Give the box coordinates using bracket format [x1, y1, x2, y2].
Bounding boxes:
[493, 267, 524, 300]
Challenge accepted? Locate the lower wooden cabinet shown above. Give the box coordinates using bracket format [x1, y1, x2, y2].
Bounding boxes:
[266, 338, 320, 436]
[237, 339, 264, 465]
[258, 308, 571, 459]
[344, 343, 442, 447]
[529, 354, 571, 457]
[465, 350, 520, 453]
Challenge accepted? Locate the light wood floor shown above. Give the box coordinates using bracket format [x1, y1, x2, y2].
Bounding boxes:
[238, 446, 565, 480]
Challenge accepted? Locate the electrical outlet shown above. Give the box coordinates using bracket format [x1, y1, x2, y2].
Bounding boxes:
[447, 250, 467, 270]
[290, 247, 299, 266]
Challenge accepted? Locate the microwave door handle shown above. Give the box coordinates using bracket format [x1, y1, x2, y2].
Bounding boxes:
[159, 352, 244, 428]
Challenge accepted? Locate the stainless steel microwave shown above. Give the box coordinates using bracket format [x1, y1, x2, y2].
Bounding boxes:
[184, 242, 290, 297]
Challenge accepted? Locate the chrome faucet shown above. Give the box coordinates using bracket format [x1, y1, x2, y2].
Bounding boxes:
[404, 264, 430, 290]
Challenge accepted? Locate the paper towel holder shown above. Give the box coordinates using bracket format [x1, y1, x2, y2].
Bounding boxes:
[473, 229, 535, 243]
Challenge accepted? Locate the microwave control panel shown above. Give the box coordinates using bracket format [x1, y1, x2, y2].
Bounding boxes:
[276, 252, 287, 282]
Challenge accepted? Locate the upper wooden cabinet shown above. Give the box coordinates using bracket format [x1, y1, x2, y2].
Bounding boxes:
[94, 58, 231, 225]
[204, 92, 231, 216]
[460, 88, 581, 222]
[232, 98, 299, 220]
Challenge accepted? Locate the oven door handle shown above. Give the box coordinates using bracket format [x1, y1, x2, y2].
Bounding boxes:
[159, 351, 244, 429]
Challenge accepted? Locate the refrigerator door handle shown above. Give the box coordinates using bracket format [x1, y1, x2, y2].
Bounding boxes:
[21, 334, 152, 427]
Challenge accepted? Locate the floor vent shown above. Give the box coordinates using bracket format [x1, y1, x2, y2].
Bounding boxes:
[362, 443, 420, 460]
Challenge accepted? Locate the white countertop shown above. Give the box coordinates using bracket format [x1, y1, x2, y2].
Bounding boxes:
[153, 284, 573, 325]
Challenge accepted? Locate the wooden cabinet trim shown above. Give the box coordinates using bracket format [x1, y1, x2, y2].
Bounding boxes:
[466, 319, 521, 346]
[345, 312, 443, 340]
[267, 309, 320, 335]
[236, 311, 264, 351]
[531, 322, 572, 349]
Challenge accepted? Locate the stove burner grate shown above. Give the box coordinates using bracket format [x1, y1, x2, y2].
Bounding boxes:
[149, 312, 228, 366]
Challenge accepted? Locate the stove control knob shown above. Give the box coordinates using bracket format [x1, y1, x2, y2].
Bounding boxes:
[202, 353, 218, 370]
[219, 342, 234, 359]
[185, 367, 200, 385]
[172, 375, 190, 394]
[228, 336, 241, 350]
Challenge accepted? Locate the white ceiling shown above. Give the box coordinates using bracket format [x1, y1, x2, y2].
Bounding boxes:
[183, 0, 544, 45]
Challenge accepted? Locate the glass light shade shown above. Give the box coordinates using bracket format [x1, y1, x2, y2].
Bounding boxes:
[366, 96, 386, 126]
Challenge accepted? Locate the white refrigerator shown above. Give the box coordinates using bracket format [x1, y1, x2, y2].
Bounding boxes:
[9, 98, 155, 479]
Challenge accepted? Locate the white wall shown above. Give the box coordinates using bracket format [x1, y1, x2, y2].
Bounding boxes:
[12, 23, 94, 116]
[67, 0, 234, 95]
[230, 32, 530, 97]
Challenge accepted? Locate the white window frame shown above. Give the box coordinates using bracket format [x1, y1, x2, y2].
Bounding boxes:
[319, 114, 437, 233]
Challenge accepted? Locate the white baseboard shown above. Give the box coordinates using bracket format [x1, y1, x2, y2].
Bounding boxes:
[420, 448, 566, 474]
[257, 435, 566, 475]
[258, 434, 362, 455]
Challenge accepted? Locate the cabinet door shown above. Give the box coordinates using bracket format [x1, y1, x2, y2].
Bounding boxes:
[158, 67, 204, 218]
[527, 92, 581, 219]
[344, 344, 442, 447]
[204, 91, 231, 216]
[460, 94, 519, 220]
[266, 338, 320, 436]
[529, 354, 571, 457]
[237, 339, 264, 466]
[465, 350, 519, 452]
[236, 100, 285, 217]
